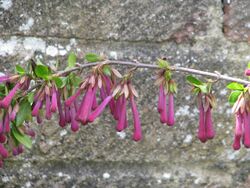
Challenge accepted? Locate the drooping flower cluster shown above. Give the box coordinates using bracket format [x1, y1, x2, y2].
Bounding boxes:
[231, 92, 250, 150]
[112, 79, 142, 141]
[197, 92, 216, 143]
[156, 69, 176, 126]
[0, 75, 33, 167]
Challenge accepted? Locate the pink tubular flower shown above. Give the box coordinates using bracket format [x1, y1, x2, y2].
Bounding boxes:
[114, 96, 123, 121]
[0, 76, 9, 83]
[130, 94, 142, 141]
[65, 106, 71, 124]
[70, 106, 79, 132]
[158, 85, 164, 113]
[197, 93, 207, 143]
[0, 134, 6, 143]
[160, 90, 167, 123]
[243, 112, 250, 148]
[36, 115, 42, 124]
[65, 88, 82, 107]
[116, 96, 127, 132]
[0, 144, 8, 158]
[0, 82, 21, 109]
[45, 94, 52, 120]
[50, 87, 58, 113]
[205, 106, 215, 139]
[88, 95, 112, 122]
[57, 92, 66, 127]
[245, 69, 250, 76]
[3, 112, 10, 133]
[167, 93, 175, 126]
[32, 100, 42, 117]
[12, 148, 19, 156]
[232, 112, 242, 150]
[92, 95, 98, 110]
[76, 86, 95, 125]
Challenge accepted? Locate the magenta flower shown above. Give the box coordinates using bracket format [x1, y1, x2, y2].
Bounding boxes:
[167, 93, 175, 126]
[0, 82, 21, 109]
[65, 88, 82, 107]
[0, 144, 8, 158]
[0, 134, 6, 143]
[76, 86, 96, 125]
[159, 89, 167, 123]
[232, 112, 242, 150]
[45, 94, 52, 120]
[0, 76, 9, 83]
[243, 112, 250, 148]
[116, 96, 127, 132]
[12, 148, 19, 156]
[70, 106, 79, 132]
[57, 92, 66, 127]
[50, 87, 58, 113]
[88, 95, 112, 122]
[197, 93, 207, 143]
[130, 94, 142, 141]
[205, 106, 215, 139]
[114, 96, 122, 121]
[245, 69, 250, 76]
[158, 85, 164, 113]
[65, 106, 71, 124]
[32, 100, 42, 117]
[36, 115, 42, 124]
[3, 112, 10, 133]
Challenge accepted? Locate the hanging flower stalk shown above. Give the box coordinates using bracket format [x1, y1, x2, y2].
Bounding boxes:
[112, 73, 142, 141]
[156, 59, 177, 126]
[64, 63, 122, 128]
[228, 82, 250, 150]
[186, 75, 216, 143]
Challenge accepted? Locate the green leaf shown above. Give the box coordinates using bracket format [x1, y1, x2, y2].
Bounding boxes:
[164, 71, 172, 81]
[27, 92, 34, 104]
[103, 65, 111, 76]
[69, 73, 82, 87]
[15, 65, 26, 75]
[227, 82, 244, 91]
[12, 126, 32, 149]
[85, 53, 101, 62]
[16, 100, 31, 127]
[186, 75, 203, 86]
[35, 65, 50, 79]
[52, 77, 64, 88]
[157, 59, 169, 68]
[68, 52, 77, 68]
[228, 91, 242, 105]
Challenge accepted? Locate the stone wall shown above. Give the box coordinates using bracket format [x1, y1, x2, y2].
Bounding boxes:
[0, 0, 250, 187]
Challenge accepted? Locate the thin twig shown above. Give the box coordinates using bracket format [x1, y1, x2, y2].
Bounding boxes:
[55, 60, 250, 85]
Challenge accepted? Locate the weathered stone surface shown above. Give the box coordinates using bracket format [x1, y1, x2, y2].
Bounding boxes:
[223, 0, 250, 43]
[0, 0, 250, 187]
[1, 0, 215, 42]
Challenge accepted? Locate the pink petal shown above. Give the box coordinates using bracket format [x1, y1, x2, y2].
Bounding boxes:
[167, 93, 175, 126]
[116, 96, 127, 132]
[50, 87, 58, 112]
[205, 106, 215, 139]
[0, 83, 21, 108]
[197, 94, 207, 143]
[130, 95, 142, 141]
[88, 96, 112, 122]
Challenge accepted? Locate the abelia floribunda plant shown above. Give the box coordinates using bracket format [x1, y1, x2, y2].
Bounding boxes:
[0, 52, 249, 167]
[187, 75, 216, 143]
[155, 60, 177, 126]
